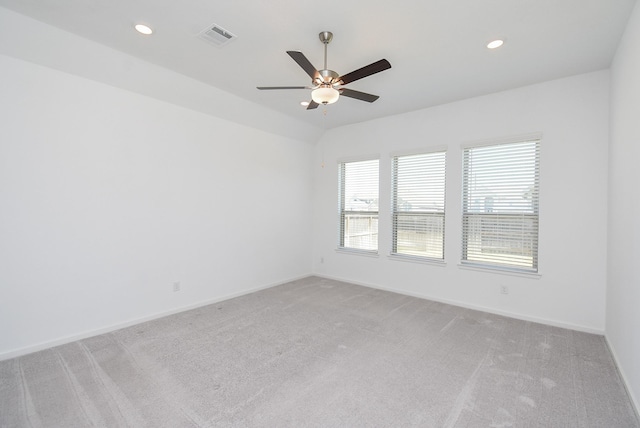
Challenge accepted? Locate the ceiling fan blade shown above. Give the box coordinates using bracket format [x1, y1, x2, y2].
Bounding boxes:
[257, 86, 308, 90]
[307, 100, 319, 110]
[338, 59, 391, 85]
[340, 88, 380, 103]
[287, 51, 320, 81]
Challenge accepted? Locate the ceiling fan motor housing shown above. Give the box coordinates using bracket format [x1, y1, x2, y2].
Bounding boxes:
[317, 69, 339, 86]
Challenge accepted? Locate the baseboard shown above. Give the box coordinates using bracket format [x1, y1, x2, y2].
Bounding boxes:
[604, 336, 640, 422]
[0, 273, 311, 361]
[313, 273, 605, 335]
[3, 272, 606, 361]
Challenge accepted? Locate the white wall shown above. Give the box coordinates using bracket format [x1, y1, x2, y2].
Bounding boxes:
[312, 70, 610, 333]
[0, 53, 313, 358]
[607, 0, 640, 413]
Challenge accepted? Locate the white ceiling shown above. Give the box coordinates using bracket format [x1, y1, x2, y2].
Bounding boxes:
[0, 0, 636, 133]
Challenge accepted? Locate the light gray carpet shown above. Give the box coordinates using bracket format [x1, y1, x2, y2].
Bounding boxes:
[1, 276, 638, 427]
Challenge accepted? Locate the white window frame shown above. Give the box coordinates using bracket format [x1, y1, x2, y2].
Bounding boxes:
[338, 158, 380, 254]
[461, 136, 540, 273]
[391, 150, 446, 262]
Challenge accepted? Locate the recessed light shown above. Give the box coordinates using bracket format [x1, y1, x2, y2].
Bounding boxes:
[487, 39, 504, 49]
[300, 101, 310, 107]
[135, 24, 153, 35]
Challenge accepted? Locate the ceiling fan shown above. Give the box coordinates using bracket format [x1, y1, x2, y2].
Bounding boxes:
[257, 31, 391, 110]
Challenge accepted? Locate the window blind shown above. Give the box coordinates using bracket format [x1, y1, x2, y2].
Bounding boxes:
[462, 139, 540, 271]
[392, 151, 446, 260]
[339, 159, 379, 252]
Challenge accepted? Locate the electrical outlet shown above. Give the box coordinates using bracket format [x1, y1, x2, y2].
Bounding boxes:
[173, 282, 181, 292]
[500, 285, 509, 295]
[320, 257, 324, 264]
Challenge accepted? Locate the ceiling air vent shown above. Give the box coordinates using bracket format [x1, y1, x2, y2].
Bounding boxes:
[198, 23, 237, 47]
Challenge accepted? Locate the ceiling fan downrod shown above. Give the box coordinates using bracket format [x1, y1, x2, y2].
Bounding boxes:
[319, 31, 333, 70]
[317, 31, 338, 86]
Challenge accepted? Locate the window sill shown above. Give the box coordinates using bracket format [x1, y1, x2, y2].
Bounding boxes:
[388, 254, 446, 267]
[335, 248, 379, 258]
[458, 263, 541, 279]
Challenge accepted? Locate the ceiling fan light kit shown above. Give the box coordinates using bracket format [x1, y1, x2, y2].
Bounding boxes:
[257, 31, 391, 110]
[312, 86, 339, 105]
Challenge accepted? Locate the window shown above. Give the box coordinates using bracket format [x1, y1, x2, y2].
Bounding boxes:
[391, 151, 446, 260]
[339, 159, 379, 252]
[462, 139, 540, 272]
